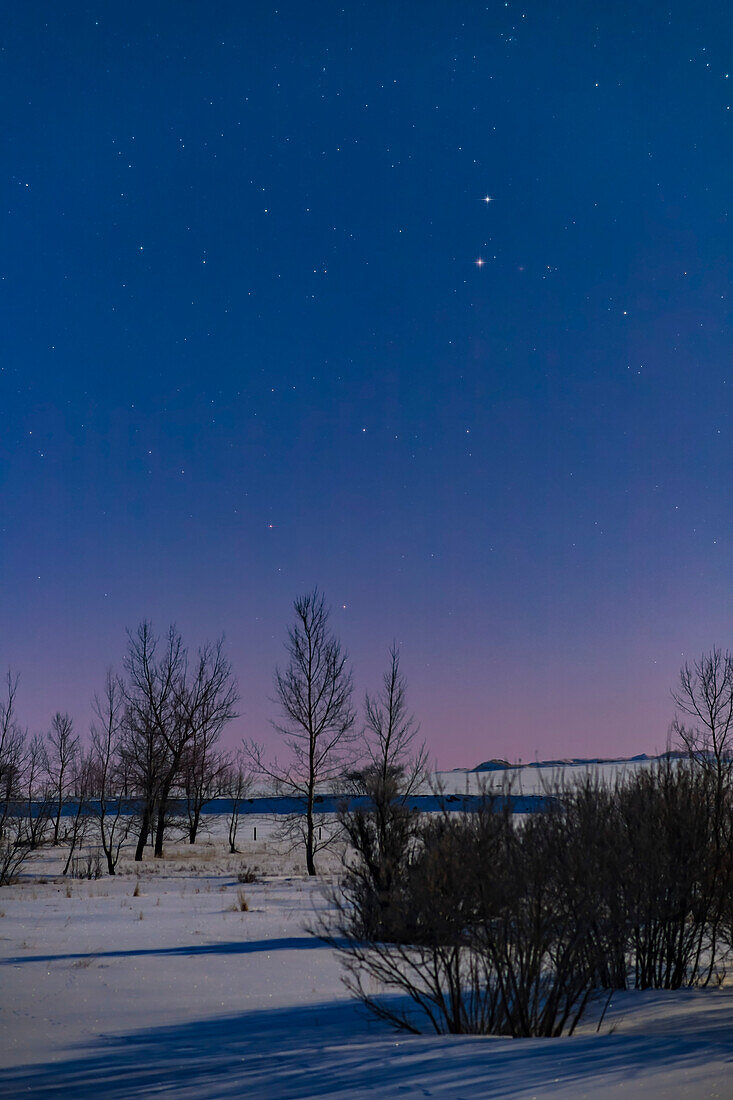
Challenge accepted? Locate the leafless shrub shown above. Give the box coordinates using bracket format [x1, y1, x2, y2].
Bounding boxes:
[69, 850, 103, 880]
[237, 867, 257, 884]
[0, 816, 34, 887]
[620, 760, 725, 988]
[326, 752, 733, 1038]
[325, 792, 595, 1037]
[546, 773, 628, 990]
[337, 769, 421, 943]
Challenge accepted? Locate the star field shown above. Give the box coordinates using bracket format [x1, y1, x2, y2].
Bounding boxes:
[1, 1, 730, 765]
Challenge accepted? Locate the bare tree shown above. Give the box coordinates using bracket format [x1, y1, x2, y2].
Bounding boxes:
[47, 712, 80, 844]
[122, 623, 185, 860]
[672, 648, 733, 793]
[0, 672, 25, 832]
[340, 645, 428, 938]
[22, 733, 53, 850]
[224, 751, 253, 854]
[362, 644, 429, 797]
[61, 751, 93, 875]
[671, 648, 733, 972]
[162, 638, 238, 854]
[89, 671, 134, 875]
[246, 589, 356, 875]
[0, 672, 31, 885]
[179, 642, 238, 844]
[122, 624, 238, 859]
[182, 741, 228, 844]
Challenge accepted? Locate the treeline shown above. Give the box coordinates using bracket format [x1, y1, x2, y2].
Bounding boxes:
[0, 589, 427, 882]
[0, 622, 246, 882]
[327, 647, 733, 1037]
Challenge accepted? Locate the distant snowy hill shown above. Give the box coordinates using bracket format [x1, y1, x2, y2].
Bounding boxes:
[434, 752, 684, 795]
[471, 752, 683, 772]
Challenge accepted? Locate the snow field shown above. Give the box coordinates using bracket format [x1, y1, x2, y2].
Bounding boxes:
[0, 821, 732, 1097]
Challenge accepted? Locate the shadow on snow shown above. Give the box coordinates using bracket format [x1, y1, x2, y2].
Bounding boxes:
[1, 988, 733, 1098]
[0, 936, 331, 968]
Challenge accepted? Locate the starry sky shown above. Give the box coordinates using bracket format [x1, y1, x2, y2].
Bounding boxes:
[1, 1, 730, 767]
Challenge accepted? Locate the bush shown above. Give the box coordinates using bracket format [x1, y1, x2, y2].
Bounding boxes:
[0, 822, 33, 886]
[325, 758, 733, 1037]
[337, 768, 422, 943]
[328, 793, 594, 1036]
[69, 850, 103, 880]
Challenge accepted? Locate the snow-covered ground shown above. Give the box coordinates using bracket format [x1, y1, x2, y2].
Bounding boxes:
[1, 825, 732, 1099]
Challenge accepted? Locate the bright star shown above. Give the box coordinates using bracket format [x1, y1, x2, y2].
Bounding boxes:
[475, 257, 485, 267]
[483, 195, 492, 203]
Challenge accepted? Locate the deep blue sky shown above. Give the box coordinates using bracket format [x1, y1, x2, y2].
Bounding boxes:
[2, 2, 730, 766]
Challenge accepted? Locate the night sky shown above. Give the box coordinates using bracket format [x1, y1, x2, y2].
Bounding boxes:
[2, 2, 730, 767]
